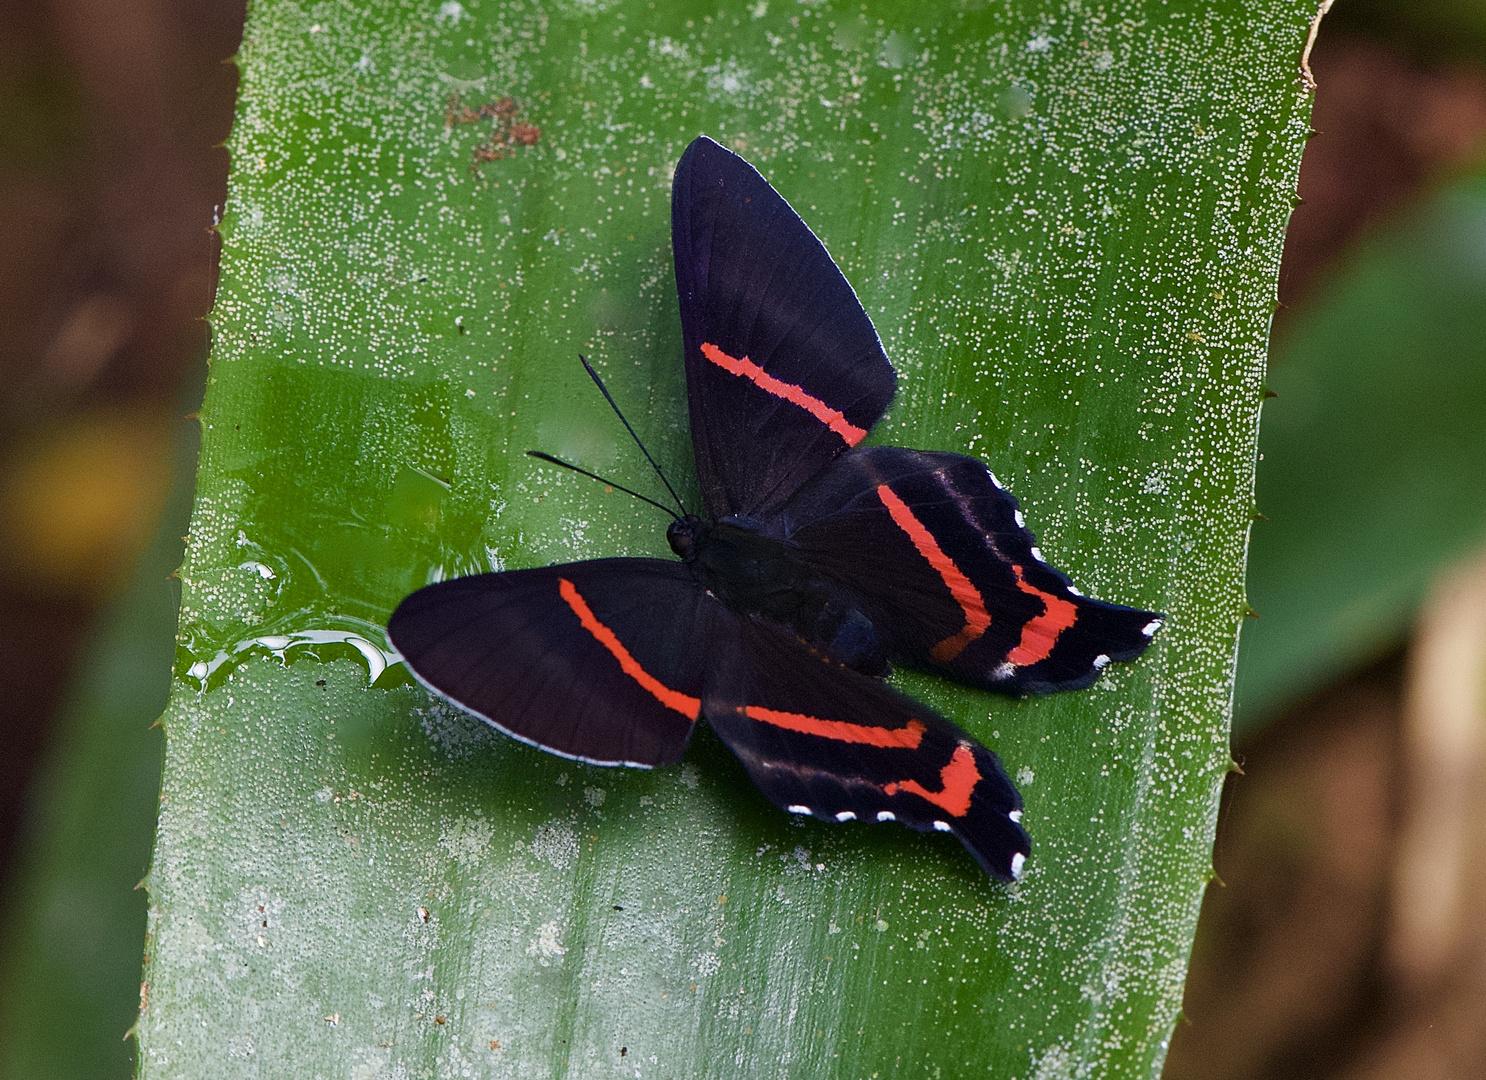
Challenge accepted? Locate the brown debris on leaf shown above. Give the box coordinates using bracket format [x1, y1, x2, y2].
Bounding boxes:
[445, 94, 541, 169]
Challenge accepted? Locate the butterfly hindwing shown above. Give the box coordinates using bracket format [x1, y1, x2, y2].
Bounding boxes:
[780, 446, 1162, 694]
[671, 136, 896, 519]
[387, 559, 714, 767]
[701, 611, 1029, 881]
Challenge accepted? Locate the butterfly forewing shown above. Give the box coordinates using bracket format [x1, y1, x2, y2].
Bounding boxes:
[782, 446, 1162, 694]
[671, 136, 896, 519]
[388, 560, 714, 767]
[702, 612, 1030, 881]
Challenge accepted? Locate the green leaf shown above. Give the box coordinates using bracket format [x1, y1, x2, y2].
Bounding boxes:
[1236, 173, 1486, 730]
[140, 1, 1316, 1076]
[0, 421, 192, 1080]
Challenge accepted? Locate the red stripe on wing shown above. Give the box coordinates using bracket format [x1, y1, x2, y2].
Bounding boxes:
[875, 484, 991, 663]
[884, 743, 981, 818]
[701, 342, 868, 446]
[744, 705, 926, 748]
[1005, 564, 1078, 666]
[558, 578, 702, 719]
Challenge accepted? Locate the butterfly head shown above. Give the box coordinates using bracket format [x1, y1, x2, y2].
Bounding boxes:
[666, 515, 707, 562]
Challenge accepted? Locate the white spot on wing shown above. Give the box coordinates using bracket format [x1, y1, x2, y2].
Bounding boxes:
[876, 810, 895, 822]
[932, 820, 952, 832]
[1008, 809, 1023, 823]
[1142, 618, 1162, 637]
[988, 471, 1004, 490]
[1067, 584, 1083, 596]
[1013, 509, 1025, 528]
[1030, 546, 1044, 562]
[787, 804, 811, 815]
[993, 661, 1016, 680]
[1092, 654, 1111, 669]
[1010, 852, 1026, 880]
[835, 810, 856, 822]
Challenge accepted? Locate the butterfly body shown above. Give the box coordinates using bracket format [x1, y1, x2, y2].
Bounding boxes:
[388, 136, 1161, 883]
[669, 514, 889, 675]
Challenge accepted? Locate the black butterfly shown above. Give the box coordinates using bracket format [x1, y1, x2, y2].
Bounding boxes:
[387, 136, 1160, 882]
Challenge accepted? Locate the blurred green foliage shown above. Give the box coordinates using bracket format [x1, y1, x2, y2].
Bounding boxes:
[0, 421, 193, 1080]
[1236, 169, 1486, 730]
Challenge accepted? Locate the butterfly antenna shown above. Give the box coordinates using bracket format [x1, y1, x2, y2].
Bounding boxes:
[578, 355, 688, 516]
[525, 451, 681, 522]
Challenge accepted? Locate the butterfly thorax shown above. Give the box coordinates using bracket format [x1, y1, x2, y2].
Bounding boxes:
[667, 515, 887, 674]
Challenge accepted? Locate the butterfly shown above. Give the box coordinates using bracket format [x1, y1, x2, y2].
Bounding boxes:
[387, 136, 1161, 882]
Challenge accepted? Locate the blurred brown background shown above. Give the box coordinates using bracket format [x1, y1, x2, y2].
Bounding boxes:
[0, 0, 243, 875]
[1, 1, 1485, 1077]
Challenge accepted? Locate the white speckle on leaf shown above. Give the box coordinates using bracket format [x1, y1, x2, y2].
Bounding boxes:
[438, 816, 492, 866]
[527, 920, 568, 966]
[417, 699, 498, 759]
[530, 821, 580, 869]
[881, 30, 915, 69]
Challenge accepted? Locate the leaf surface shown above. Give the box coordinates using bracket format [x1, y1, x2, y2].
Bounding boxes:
[140, 2, 1316, 1076]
